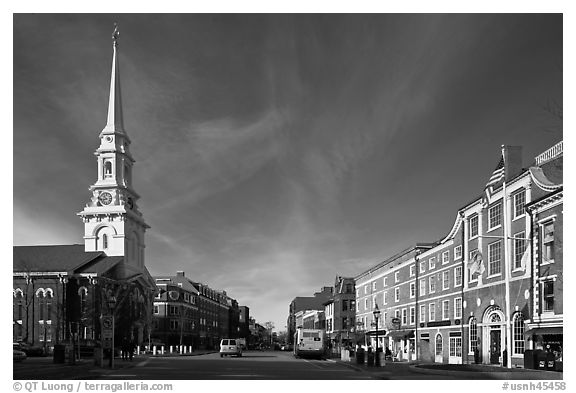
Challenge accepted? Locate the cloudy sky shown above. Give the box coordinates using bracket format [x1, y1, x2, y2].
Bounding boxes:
[13, 14, 562, 330]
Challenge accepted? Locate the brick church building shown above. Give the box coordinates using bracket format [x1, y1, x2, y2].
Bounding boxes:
[13, 27, 156, 354]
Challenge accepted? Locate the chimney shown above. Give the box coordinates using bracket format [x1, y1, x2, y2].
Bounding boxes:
[503, 145, 523, 182]
[176, 271, 185, 277]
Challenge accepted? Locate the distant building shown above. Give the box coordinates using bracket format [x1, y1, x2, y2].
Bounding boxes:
[151, 272, 200, 348]
[324, 276, 356, 348]
[238, 306, 250, 340]
[152, 271, 242, 350]
[301, 310, 325, 329]
[287, 286, 333, 344]
[355, 244, 434, 357]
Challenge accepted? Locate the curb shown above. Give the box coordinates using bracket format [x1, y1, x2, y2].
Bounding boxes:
[332, 359, 391, 373]
[148, 351, 217, 358]
[408, 364, 563, 380]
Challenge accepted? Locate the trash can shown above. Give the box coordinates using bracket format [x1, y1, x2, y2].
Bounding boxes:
[53, 344, 66, 364]
[356, 348, 365, 365]
[523, 350, 535, 369]
[93, 347, 102, 367]
[534, 349, 547, 370]
[367, 350, 374, 367]
[545, 352, 555, 371]
[377, 350, 385, 367]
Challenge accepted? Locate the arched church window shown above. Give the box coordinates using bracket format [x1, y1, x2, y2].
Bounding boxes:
[13, 289, 24, 322]
[36, 289, 45, 321]
[489, 313, 502, 323]
[79, 287, 88, 316]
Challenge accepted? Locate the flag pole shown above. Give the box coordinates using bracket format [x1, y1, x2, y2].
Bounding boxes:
[502, 145, 513, 369]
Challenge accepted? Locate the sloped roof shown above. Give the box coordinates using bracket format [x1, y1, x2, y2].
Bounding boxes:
[78, 256, 124, 275]
[13, 245, 104, 273]
[153, 275, 200, 295]
[291, 296, 328, 312]
[13, 244, 126, 277]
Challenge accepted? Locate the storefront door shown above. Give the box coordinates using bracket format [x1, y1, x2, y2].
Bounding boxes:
[490, 329, 501, 365]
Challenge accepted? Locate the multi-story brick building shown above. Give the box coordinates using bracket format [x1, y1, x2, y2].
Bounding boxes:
[352, 141, 562, 368]
[460, 143, 562, 368]
[152, 272, 199, 348]
[355, 245, 434, 357]
[524, 172, 563, 365]
[238, 306, 250, 341]
[525, 188, 564, 358]
[152, 271, 243, 350]
[416, 215, 465, 364]
[324, 276, 356, 348]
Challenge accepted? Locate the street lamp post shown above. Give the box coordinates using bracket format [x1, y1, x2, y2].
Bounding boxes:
[373, 304, 381, 367]
[107, 296, 117, 369]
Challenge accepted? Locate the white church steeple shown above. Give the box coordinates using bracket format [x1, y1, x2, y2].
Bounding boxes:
[78, 24, 149, 269]
[103, 24, 125, 135]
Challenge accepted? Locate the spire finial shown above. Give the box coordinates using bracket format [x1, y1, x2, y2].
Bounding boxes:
[112, 23, 119, 46]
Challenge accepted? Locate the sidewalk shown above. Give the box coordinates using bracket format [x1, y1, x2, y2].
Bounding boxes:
[331, 356, 563, 380]
[13, 350, 217, 380]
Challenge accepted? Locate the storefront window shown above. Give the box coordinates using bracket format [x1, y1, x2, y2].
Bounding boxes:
[450, 335, 462, 357]
[535, 334, 563, 363]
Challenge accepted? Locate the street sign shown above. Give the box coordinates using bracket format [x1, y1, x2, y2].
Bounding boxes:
[102, 316, 113, 338]
[102, 316, 113, 329]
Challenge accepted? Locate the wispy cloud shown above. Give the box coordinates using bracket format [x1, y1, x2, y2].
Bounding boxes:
[144, 108, 287, 215]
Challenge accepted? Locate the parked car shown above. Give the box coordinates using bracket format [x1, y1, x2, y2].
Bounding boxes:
[219, 339, 242, 357]
[14, 342, 45, 356]
[281, 343, 293, 351]
[13, 344, 27, 362]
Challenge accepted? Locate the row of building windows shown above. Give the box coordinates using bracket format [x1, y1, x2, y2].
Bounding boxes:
[467, 190, 527, 240]
[358, 266, 463, 312]
[359, 298, 463, 327]
[358, 248, 464, 298]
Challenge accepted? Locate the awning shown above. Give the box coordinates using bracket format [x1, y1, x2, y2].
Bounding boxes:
[365, 329, 387, 337]
[525, 326, 563, 336]
[387, 329, 415, 339]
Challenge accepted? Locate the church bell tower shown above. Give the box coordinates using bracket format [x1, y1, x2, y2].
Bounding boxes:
[78, 25, 150, 268]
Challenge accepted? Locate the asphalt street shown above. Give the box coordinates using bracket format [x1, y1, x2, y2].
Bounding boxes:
[13, 350, 563, 380]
